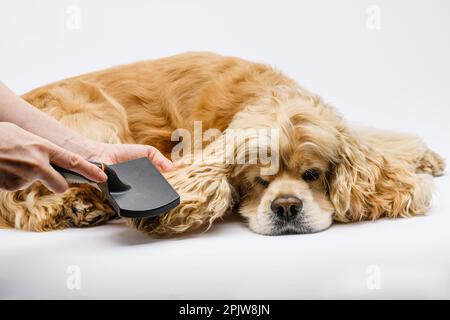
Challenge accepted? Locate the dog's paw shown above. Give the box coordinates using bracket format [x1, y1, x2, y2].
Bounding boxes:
[63, 184, 117, 228]
[417, 150, 446, 177]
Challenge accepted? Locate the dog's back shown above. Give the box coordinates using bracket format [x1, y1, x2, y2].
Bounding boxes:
[21, 52, 294, 156]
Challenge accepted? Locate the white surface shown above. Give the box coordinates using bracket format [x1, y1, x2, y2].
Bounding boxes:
[0, 0, 449, 299]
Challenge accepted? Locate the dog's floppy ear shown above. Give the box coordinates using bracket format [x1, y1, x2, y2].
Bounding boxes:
[329, 128, 427, 222]
[128, 134, 236, 236]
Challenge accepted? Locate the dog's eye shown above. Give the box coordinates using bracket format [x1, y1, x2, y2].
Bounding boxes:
[255, 177, 270, 187]
[302, 168, 321, 182]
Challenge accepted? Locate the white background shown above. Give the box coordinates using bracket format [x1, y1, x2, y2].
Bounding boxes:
[0, 0, 449, 299]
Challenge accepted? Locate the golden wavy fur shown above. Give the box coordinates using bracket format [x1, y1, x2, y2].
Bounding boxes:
[0, 52, 445, 235]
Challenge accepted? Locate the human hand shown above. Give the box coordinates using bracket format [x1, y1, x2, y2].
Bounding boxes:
[88, 142, 173, 172]
[0, 122, 107, 193]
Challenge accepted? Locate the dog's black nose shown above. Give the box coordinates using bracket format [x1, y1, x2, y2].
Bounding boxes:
[270, 196, 303, 220]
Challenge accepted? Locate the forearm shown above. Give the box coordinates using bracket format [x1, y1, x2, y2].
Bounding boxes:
[0, 81, 95, 159]
[0, 81, 172, 172]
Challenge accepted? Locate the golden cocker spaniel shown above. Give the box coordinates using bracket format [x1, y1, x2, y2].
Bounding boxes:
[0, 52, 445, 235]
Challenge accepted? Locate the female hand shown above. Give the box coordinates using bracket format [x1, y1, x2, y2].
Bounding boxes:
[0, 81, 172, 194]
[0, 122, 107, 193]
[87, 141, 173, 172]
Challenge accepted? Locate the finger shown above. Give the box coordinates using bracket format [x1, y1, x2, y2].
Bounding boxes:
[0, 174, 30, 192]
[14, 178, 35, 191]
[49, 144, 107, 182]
[38, 166, 69, 193]
[116, 144, 173, 171]
[0, 162, 37, 191]
[146, 146, 173, 172]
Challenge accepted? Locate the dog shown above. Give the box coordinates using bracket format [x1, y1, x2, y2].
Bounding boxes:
[0, 52, 445, 235]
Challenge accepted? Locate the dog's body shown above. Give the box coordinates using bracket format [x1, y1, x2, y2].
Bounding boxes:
[0, 52, 445, 235]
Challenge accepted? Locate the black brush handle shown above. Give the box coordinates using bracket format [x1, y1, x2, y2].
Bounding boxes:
[95, 162, 131, 193]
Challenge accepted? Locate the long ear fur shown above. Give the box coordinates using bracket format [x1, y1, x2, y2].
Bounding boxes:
[330, 129, 432, 222]
[128, 135, 236, 235]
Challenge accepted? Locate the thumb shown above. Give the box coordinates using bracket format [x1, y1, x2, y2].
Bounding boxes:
[48, 143, 108, 182]
[114, 144, 173, 172]
[146, 146, 173, 172]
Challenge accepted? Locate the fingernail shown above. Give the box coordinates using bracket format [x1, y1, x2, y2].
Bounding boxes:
[58, 187, 68, 194]
[57, 184, 69, 194]
[99, 170, 108, 181]
[164, 161, 173, 171]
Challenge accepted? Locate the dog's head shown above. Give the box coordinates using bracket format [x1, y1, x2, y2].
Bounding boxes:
[228, 89, 402, 235]
[229, 92, 338, 235]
